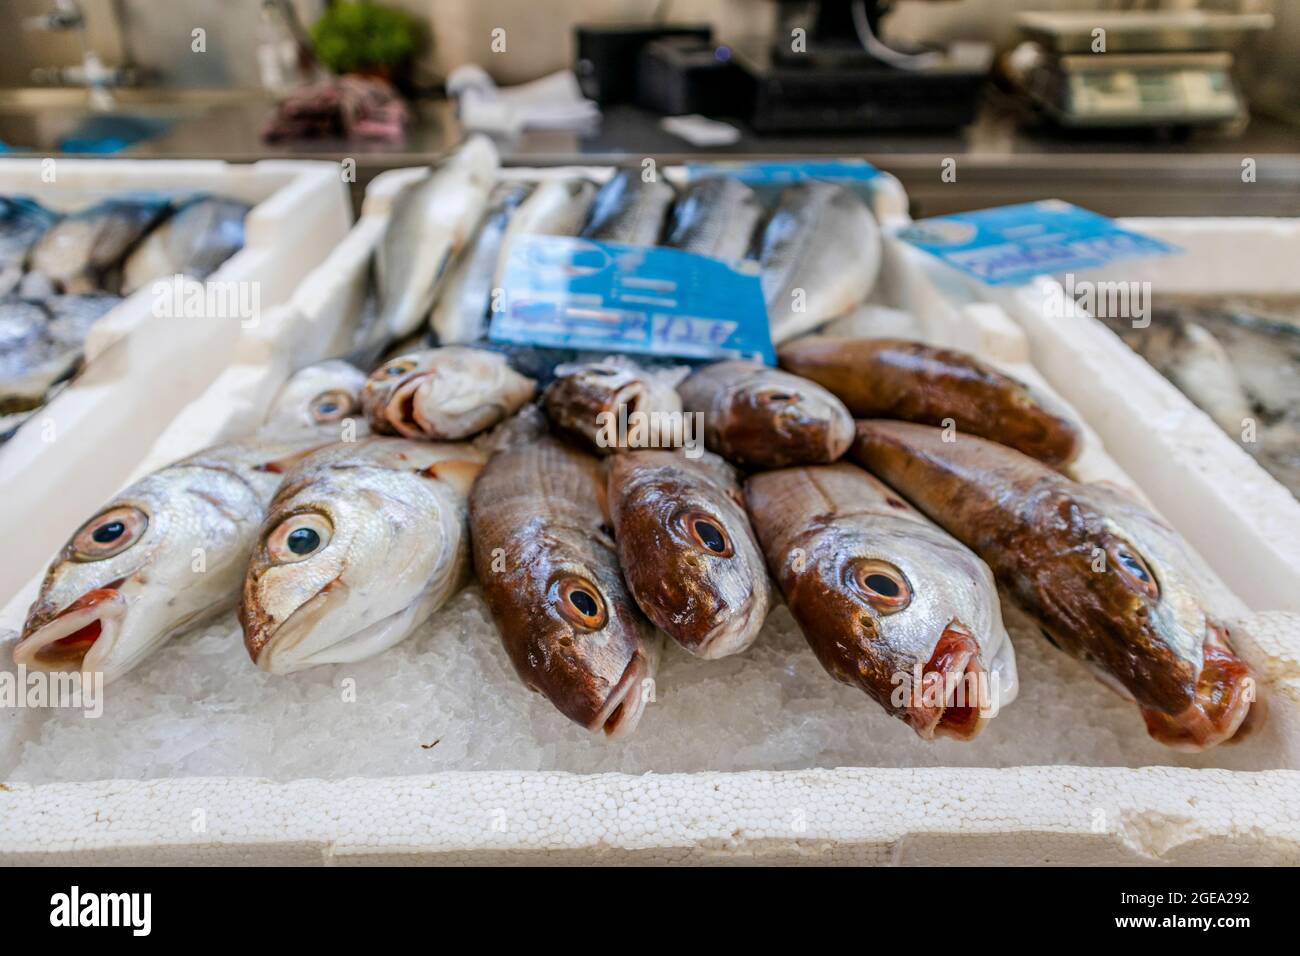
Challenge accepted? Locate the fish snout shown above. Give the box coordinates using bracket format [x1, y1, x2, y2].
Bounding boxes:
[592, 648, 654, 739]
[380, 371, 437, 438]
[903, 622, 992, 742]
[14, 586, 127, 676]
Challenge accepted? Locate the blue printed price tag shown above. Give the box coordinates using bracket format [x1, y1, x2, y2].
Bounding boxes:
[685, 158, 880, 186]
[897, 200, 1180, 286]
[489, 235, 775, 365]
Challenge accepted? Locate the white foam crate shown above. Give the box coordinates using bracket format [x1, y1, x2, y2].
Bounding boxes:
[1, 165, 1297, 865]
[0, 158, 352, 605]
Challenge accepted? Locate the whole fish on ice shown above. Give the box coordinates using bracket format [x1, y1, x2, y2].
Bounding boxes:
[852, 420, 1261, 750]
[580, 168, 675, 246]
[27, 197, 170, 294]
[0, 293, 120, 416]
[470, 436, 661, 737]
[677, 359, 853, 468]
[609, 449, 770, 658]
[0, 197, 58, 298]
[120, 196, 251, 295]
[261, 359, 368, 437]
[241, 439, 485, 673]
[746, 462, 1017, 740]
[779, 336, 1083, 467]
[663, 177, 762, 261]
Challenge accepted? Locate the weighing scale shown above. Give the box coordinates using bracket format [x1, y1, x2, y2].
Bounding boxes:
[1016, 9, 1272, 129]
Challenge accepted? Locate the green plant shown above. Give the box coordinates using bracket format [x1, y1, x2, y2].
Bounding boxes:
[310, 1, 422, 76]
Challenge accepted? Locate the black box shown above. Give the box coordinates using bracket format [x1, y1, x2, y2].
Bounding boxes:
[575, 23, 712, 106]
[636, 36, 751, 117]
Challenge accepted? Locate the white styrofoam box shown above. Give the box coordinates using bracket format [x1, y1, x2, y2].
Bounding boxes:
[3, 164, 1298, 866]
[951, 217, 1300, 614]
[0, 159, 352, 606]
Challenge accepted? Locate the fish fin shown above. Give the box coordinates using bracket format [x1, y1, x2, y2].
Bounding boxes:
[254, 444, 329, 475]
[420, 458, 484, 494]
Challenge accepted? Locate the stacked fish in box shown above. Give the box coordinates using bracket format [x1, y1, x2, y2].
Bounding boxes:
[13, 139, 1261, 753]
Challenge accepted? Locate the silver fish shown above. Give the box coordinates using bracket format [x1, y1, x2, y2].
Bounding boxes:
[120, 196, 250, 295]
[0, 294, 120, 414]
[375, 136, 497, 337]
[27, 197, 170, 294]
[13, 438, 325, 683]
[241, 439, 485, 673]
[745, 462, 1018, 740]
[499, 177, 597, 253]
[361, 346, 536, 440]
[0, 197, 58, 298]
[755, 181, 881, 344]
[663, 177, 763, 261]
[580, 169, 676, 246]
[609, 449, 771, 658]
[429, 181, 534, 345]
[261, 360, 369, 438]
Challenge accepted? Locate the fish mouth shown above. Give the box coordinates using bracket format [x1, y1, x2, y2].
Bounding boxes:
[590, 651, 651, 739]
[1140, 623, 1261, 751]
[385, 374, 434, 438]
[14, 586, 126, 676]
[905, 622, 990, 742]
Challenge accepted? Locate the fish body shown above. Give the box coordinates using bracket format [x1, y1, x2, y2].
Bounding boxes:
[542, 357, 684, 454]
[14, 437, 325, 683]
[262, 360, 369, 437]
[755, 182, 881, 344]
[497, 177, 596, 259]
[779, 336, 1083, 467]
[469, 436, 660, 736]
[120, 196, 250, 295]
[745, 462, 1016, 739]
[664, 177, 762, 261]
[241, 439, 485, 673]
[0, 294, 120, 414]
[361, 346, 536, 439]
[376, 137, 497, 337]
[0, 197, 58, 297]
[27, 197, 170, 294]
[429, 181, 533, 345]
[580, 169, 676, 246]
[852, 420, 1259, 750]
[609, 449, 770, 658]
[677, 359, 853, 468]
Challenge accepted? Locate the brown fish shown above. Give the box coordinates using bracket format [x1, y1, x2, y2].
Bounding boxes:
[746, 462, 1017, 740]
[779, 336, 1083, 467]
[541, 358, 682, 455]
[469, 436, 660, 737]
[852, 420, 1260, 751]
[608, 449, 770, 658]
[677, 360, 853, 469]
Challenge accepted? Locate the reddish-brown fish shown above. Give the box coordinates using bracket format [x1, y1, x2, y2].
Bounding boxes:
[469, 436, 660, 737]
[779, 336, 1082, 467]
[851, 420, 1260, 751]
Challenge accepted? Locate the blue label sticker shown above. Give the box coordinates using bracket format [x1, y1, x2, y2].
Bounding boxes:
[490, 235, 775, 365]
[897, 200, 1181, 286]
[685, 159, 879, 186]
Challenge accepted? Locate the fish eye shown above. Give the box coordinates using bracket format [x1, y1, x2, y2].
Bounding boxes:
[72, 506, 147, 560]
[679, 510, 733, 557]
[1108, 542, 1159, 598]
[587, 365, 620, 377]
[552, 576, 607, 631]
[848, 559, 912, 614]
[267, 513, 333, 564]
[759, 390, 797, 405]
[379, 359, 417, 378]
[310, 389, 355, 423]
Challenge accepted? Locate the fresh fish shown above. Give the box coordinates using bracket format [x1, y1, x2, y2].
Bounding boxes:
[241, 439, 485, 673]
[0, 294, 120, 414]
[13, 437, 325, 683]
[0, 197, 58, 298]
[609, 449, 770, 658]
[376, 136, 497, 337]
[663, 177, 762, 261]
[469, 436, 661, 736]
[497, 176, 597, 255]
[542, 357, 684, 454]
[27, 197, 170, 294]
[261, 360, 368, 437]
[745, 462, 1017, 740]
[852, 420, 1261, 750]
[580, 169, 676, 246]
[677, 359, 853, 468]
[429, 181, 534, 345]
[779, 336, 1084, 467]
[361, 346, 536, 440]
[755, 181, 881, 344]
[120, 196, 250, 295]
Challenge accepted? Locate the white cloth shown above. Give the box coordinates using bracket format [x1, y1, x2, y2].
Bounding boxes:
[447, 65, 601, 135]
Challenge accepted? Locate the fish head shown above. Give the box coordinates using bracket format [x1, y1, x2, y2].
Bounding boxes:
[544, 361, 648, 448]
[263, 361, 367, 435]
[1068, 483, 1258, 750]
[610, 451, 768, 658]
[240, 446, 477, 673]
[362, 347, 536, 439]
[15, 464, 264, 683]
[716, 366, 853, 465]
[774, 509, 1012, 741]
